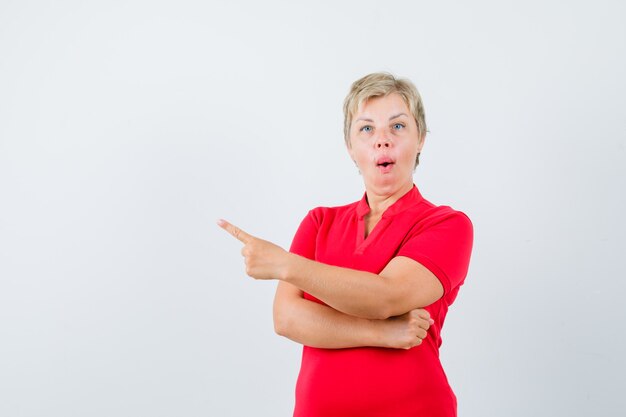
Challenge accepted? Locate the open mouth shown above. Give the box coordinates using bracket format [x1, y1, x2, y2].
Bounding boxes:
[376, 157, 395, 168]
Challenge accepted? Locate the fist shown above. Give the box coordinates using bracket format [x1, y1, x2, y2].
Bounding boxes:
[383, 308, 433, 350]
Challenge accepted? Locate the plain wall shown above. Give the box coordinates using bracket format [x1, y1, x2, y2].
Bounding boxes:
[1, 1, 625, 416]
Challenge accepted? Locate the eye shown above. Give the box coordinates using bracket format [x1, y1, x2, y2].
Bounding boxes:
[392, 123, 405, 130]
[360, 125, 373, 133]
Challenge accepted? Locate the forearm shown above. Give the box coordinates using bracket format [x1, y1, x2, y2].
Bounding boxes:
[283, 255, 394, 319]
[216, 219, 440, 320]
[273, 293, 387, 349]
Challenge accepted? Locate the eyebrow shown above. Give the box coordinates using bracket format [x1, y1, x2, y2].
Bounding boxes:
[389, 113, 409, 120]
[355, 113, 409, 123]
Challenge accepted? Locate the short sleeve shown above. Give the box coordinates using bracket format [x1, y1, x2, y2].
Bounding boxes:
[289, 209, 321, 261]
[397, 211, 474, 295]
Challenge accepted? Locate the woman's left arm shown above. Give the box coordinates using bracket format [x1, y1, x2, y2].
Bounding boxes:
[285, 254, 442, 319]
[218, 219, 443, 320]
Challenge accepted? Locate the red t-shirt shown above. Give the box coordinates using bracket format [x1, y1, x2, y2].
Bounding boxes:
[289, 185, 473, 417]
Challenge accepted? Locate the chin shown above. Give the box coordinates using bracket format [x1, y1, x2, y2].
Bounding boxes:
[366, 178, 403, 193]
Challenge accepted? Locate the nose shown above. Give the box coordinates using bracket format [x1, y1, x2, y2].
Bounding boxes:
[374, 129, 392, 148]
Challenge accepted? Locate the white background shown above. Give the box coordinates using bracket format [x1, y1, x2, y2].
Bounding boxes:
[1, 1, 625, 416]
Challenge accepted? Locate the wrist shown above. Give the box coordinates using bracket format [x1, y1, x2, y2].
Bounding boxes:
[368, 318, 390, 348]
[280, 252, 301, 283]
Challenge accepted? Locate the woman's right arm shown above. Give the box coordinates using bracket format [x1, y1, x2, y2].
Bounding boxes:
[273, 281, 431, 349]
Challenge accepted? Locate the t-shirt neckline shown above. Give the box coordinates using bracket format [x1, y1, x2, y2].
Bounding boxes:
[355, 184, 424, 220]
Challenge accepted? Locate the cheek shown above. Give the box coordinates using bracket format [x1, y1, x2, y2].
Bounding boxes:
[347, 145, 358, 162]
[398, 145, 419, 166]
[354, 148, 373, 165]
[348, 141, 363, 158]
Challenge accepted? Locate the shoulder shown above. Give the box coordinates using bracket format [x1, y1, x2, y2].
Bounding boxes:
[407, 197, 473, 238]
[290, 200, 360, 255]
[304, 200, 360, 225]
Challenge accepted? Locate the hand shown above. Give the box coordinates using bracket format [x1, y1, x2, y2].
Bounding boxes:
[379, 308, 433, 350]
[218, 219, 291, 280]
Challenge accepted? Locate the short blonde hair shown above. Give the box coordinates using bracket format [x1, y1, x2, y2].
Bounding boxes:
[343, 72, 427, 166]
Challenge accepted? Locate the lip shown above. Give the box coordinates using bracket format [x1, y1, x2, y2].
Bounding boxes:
[376, 156, 395, 166]
[376, 156, 395, 173]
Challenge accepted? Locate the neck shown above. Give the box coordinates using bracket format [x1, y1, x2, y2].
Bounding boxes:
[365, 181, 414, 216]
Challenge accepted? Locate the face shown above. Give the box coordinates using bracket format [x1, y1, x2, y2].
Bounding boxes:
[348, 93, 424, 197]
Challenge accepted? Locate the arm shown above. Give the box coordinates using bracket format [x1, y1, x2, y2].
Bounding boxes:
[273, 281, 432, 349]
[217, 219, 443, 320]
[282, 255, 443, 320]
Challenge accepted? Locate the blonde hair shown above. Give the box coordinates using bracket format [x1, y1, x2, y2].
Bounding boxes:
[343, 72, 427, 166]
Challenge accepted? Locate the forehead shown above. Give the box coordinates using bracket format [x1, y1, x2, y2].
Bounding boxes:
[354, 93, 410, 119]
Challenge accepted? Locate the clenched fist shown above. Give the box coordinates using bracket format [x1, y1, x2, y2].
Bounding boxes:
[380, 308, 434, 350]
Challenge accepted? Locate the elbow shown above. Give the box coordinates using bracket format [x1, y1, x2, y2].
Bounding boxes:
[361, 302, 395, 320]
[273, 316, 288, 337]
[371, 295, 403, 320]
[346, 297, 394, 320]
[359, 280, 404, 320]
[272, 304, 292, 337]
[373, 306, 394, 320]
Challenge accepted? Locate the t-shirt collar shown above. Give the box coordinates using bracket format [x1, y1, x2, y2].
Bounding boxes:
[356, 185, 423, 219]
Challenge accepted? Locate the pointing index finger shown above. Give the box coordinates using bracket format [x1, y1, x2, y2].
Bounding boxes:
[217, 219, 253, 244]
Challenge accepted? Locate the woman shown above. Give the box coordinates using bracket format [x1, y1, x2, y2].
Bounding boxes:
[218, 72, 473, 417]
